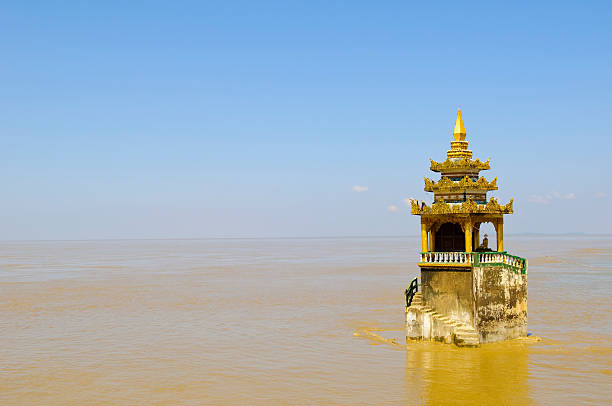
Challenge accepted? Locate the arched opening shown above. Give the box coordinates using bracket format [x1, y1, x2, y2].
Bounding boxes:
[434, 222, 465, 252]
[475, 222, 495, 251]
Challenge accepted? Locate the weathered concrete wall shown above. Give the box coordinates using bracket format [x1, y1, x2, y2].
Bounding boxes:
[405, 292, 480, 347]
[473, 265, 527, 343]
[409, 264, 527, 346]
[421, 268, 474, 326]
[406, 306, 454, 343]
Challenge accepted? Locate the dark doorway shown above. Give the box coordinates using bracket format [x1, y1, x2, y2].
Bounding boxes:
[435, 223, 465, 252]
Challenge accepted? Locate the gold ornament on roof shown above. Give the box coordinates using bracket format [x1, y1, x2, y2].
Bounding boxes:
[445, 107, 473, 158]
[429, 157, 490, 173]
[409, 198, 514, 216]
[453, 107, 466, 141]
[424, 176, 498, 193]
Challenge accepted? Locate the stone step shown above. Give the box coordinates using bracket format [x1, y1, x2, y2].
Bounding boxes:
[456, 337, 479, 342]
[457, 334, 478, 340]
[406, 300, 481, 347]
[406, 292, 422, 307]
[456, 341, 479, 348]
[458, 340, 479, 345]
[456, 332, 478, 338]
[456, 334, 478, 339]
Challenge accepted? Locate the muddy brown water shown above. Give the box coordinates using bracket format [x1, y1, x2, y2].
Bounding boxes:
[1, 236, 610, 405]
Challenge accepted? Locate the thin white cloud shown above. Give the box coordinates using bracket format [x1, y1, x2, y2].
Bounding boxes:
[529, 192, 576, 205]
[529, 195, 550, 205]
[353, 185, 368, 192]
[595, 192, 607, 199]
[387, 204, 398, 212]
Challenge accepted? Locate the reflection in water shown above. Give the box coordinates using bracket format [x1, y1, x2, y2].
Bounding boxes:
[405, 342, 532, 405]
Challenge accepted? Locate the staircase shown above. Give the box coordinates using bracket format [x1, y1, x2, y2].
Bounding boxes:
[453, 324, 480, 347]
[406, 292, 480, 347]
[409, 291, 423, 306]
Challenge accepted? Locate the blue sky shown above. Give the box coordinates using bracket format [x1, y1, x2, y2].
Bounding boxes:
[1, 1, 611, 239]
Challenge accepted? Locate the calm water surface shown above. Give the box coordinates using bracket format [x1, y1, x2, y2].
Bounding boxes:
[1, 236, 611, 405]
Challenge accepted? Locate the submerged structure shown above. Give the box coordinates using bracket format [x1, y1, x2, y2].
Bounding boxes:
[405, 108, 527, 347]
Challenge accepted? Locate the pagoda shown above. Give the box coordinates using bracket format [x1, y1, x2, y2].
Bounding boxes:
[404, 108, 528, 347]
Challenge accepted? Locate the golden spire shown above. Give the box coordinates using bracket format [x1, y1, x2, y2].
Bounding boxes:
[446, 107, 472, 159]
[453, 107, 466, 141]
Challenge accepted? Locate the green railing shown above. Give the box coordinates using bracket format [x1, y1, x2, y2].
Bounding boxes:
[419, 251, 527, 274]
[475, 251, 527, 274]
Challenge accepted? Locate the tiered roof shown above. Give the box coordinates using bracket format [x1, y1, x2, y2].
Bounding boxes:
[424, 176, 498, 194]
[411, 108, 513, 217]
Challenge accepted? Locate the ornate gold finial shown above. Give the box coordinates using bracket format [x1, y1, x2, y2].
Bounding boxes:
[447, 107, 471, 159]
[453, 107, 466, 141]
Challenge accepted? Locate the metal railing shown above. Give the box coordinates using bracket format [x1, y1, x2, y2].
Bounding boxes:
[419, 251, 527, 274]
[405, 277, 418, 307]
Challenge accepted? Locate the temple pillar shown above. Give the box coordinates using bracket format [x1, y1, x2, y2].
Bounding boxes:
[473, 223, 480, 251]
[464, 222, 473, 253]
[421, 222, 429, 252]
[430, 229, 436, 251]
[496, 220, 504, 252]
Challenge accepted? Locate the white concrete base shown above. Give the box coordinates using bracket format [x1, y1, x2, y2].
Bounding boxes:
[406, 292, 479, 347]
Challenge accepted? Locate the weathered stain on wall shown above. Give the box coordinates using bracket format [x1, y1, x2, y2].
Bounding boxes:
[409, 265, 528, 346]
[473, 265, 527, 343]
[421, 268, 474, 326]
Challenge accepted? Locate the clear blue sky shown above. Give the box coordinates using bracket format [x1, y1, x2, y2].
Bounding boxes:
[1, 1, 611, 239]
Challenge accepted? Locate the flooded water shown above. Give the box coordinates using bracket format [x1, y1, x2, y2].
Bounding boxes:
[1, 236, 611, 405]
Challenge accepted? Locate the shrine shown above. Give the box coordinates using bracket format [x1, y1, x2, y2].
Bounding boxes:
[405, 108, 528, 346]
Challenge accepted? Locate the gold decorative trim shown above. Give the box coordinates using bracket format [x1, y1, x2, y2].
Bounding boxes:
[447, 149, 473, 159]
[424, 176, 498, 193]
[429, 158, 490, 173]
[410, 198, 513, 216]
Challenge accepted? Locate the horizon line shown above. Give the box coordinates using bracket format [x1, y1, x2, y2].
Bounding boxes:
[1, 232, 611, 243]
